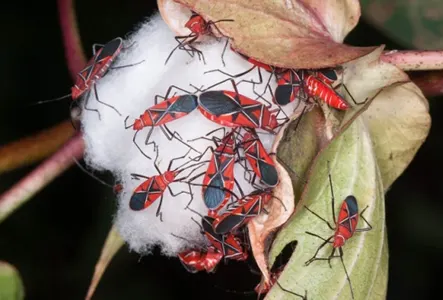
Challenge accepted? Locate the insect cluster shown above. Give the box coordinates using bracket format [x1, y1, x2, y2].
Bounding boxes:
[66, 12, 373, 299]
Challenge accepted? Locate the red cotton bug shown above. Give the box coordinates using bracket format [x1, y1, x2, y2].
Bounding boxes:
[128, 147, 205, 220]
[212, 188, 273, 234]
[303, 161, 372, 299]
[201, 216, 248, 262]
[195, 79, 280, 133]
[178, 246, 223, 273]
[125, 79, 281, 159]
[188, 128, 239, 217]
[165, 11, 234, 65]
[36, 37, 143, 118]
[240, 128, 279, 187]
[175, 214, 248, 273]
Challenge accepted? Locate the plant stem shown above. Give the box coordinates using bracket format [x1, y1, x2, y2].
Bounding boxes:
[381, 50, 443, 71]
[57, 0, 86, 79]
[0, 121, 75, 175]
[0, 133, 84, 223]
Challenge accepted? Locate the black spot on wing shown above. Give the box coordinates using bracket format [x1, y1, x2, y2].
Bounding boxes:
[199, 91, 240, 115]
[275, 85, 294, 106]
[129, 192, 147, 211]
[204, 176, 225, 210]
[97, 38, 123, 60]
[170, 95, 198, 113]
[258, 161, 279, 187]
[319, 68, 338, 81]
[214, 215, 245, 234]
[344, 195, 358, 216]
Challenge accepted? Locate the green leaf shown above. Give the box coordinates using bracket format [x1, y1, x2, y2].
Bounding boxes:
[266, 117, 387, 299]
[0, 262, 25, 300]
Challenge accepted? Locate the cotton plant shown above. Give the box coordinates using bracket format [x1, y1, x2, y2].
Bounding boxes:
[0, 0, 440, 299]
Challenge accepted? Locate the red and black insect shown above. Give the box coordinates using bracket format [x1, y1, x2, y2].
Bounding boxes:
[165, 11, 234, 65]
[175, 214, 248, 273]
[201, 216, 248, 262]
[178, 246, 223, 273]
[304, 162, 372, 299]
[212, 188, 273, 234]
[36, 37, 143, 118]
[125, 79, 281, 158]
[240, 128, 279, 187]
[196, 79, 280, 133]
[193, 128, 238, 216]
[128, 147, 204, 220]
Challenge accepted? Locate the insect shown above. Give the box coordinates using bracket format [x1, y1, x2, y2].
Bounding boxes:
[124, 79, 281, 158]
[178, 246, 223, 273]
[35, 37, 143, 118]
[212, 189, 273, 234]
[165, 11, 234, 65]
[303, 161, 373, 299]
[197, 129, 239, 216]
[201, 216, 248, 262]
[128, 147, 205, 220]
[175, 214, 248, 273]
[240, 128, 279, 187]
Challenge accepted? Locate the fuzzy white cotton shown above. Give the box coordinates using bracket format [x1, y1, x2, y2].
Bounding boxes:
[81, 13, 298, 256]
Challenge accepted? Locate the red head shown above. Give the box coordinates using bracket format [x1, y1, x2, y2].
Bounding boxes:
[132, 118, 144, 131]
[333, 234, 346, 248]
[163, 170, 178, 184]
[185, 14, 207, 34]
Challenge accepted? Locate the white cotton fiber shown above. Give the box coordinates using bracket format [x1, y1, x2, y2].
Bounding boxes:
[81, 13, 298, 256]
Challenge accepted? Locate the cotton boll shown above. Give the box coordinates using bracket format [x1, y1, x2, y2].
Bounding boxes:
[82, 13, 300, 256]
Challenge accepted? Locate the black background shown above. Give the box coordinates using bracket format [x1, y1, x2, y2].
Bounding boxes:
[0, 1, 442, 299]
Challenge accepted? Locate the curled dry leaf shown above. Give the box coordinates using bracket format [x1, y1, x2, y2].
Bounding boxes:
[248, 105, 320, 283]
[171, 0, 377, 69]
[158, 0, 197, 37]
[362, 82, 431, 190]
[266, 117, 387, 299]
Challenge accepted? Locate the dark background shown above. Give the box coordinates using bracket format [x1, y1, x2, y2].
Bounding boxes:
[0, 1, 442, 299]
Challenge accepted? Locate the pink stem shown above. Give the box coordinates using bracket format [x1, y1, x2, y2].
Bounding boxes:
[0, 133, 84, 222]
[381, 50, 443, 71]
[57, 0, 86, 79]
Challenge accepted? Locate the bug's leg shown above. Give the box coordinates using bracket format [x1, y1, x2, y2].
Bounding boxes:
[304, 234, 333, 266]
[338, 247, 355, 300]
[165, 34, 196, 65]
[304, 206, 335, 230]
[156, 195, 164, 222]
[133, 130, 153, 160]
[204, 65, 256, 79]
[130, 173, 149, 180]
[356, 205, 373, 232]
[110, 60, 145, 70]
[93, 84, 122, 116]
[275, 281, 307, 300]
[83, 90, 102, 120]
[160, 125, 202, 154]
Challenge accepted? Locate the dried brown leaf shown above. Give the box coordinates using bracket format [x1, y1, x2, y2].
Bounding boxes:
[173, 0, 377, 68]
